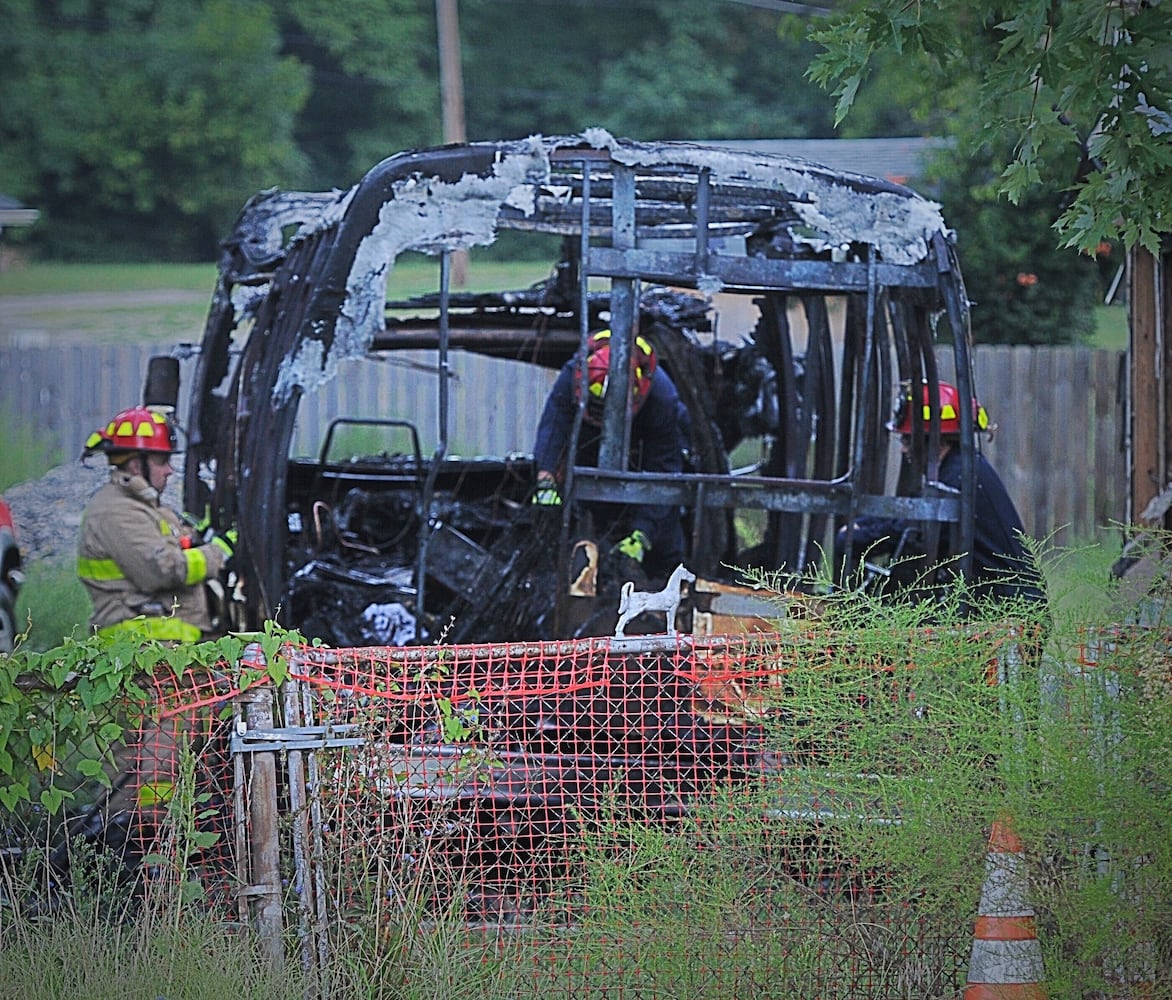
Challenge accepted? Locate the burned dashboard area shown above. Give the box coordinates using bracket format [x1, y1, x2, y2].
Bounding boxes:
[176, 132, 978, 646]
[275, 282, 766, 648]
[282, 451, 548, 648]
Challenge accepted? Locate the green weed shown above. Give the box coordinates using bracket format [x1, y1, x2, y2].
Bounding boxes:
[0, 405, 64, 491]
[14, 561, 89, 652]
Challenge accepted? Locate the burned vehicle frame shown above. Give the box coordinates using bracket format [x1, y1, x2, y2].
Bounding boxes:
[171, 131, 981, 645]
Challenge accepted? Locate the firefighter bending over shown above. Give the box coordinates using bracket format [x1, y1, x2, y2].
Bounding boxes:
[78, 406, 232, 641]
[532, 330, 687, 579]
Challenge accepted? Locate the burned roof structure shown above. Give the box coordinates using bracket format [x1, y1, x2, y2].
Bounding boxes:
[174, 130, 980, 645]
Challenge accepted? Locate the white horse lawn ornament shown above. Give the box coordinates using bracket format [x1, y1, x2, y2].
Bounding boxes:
[614, 563, 696, 638]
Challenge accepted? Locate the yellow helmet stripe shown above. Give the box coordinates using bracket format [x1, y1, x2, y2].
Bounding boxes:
[922, 403, 960, 421]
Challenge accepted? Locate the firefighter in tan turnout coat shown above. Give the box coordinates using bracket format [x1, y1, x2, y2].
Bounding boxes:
[71, 406, 234, 839]
[78, 405, 229, 642]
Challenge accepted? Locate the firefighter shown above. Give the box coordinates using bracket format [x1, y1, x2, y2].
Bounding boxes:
[839, 381, 1047, 609]
[62, 407, 236, 876]
[78, 406, 232, 642]
[532, 329, 687, 577]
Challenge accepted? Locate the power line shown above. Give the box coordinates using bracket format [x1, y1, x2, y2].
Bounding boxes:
[719, 0, 833, 14]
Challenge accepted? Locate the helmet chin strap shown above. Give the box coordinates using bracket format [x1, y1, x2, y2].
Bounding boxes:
[115, 452, 152, 481]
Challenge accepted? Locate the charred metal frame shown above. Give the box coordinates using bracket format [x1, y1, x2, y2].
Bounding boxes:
[181, 132, 979, 638]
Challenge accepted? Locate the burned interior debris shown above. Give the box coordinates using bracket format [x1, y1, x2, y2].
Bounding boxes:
[164, 131, 981, 645]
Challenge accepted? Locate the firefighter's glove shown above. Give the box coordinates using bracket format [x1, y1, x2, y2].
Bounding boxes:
[614, 529, 651, 564]
[532, 474, 562, 507]
[210, 529, 238, 556]
[193, 506, 213, 534]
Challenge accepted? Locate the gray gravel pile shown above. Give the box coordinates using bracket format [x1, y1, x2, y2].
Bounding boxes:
[5, 459, 185, 569]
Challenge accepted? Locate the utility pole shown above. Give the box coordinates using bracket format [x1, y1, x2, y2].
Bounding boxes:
[435, 0, 468, 286]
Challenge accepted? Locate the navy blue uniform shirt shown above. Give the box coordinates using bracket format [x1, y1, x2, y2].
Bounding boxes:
[848, 446, 1046, 606]
[534, 362, 685, 563]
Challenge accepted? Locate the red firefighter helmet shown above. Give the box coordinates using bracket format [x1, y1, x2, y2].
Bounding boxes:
[888, 381, 990, 436]
[83, 406, 178, 459]
[575, 329, 657, 424]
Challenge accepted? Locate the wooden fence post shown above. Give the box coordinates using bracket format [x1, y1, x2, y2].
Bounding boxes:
[238, 680, 285, 968]
[1129, 243, 1172, 526]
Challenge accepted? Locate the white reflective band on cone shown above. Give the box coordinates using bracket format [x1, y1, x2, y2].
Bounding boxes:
[968, 937, 1047, 984]
[978, 853, 1034, 915]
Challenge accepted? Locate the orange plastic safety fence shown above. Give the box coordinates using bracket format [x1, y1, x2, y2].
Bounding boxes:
[97, 622, 1164, 997]
[250, 629, 1024, 995]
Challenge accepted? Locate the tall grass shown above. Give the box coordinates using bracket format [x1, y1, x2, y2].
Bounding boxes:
[0, 905, 307, 1000]
[0, 404, 64, 492]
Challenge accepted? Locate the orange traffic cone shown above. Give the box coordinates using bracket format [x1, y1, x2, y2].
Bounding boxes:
[964, 816, 1048, 999]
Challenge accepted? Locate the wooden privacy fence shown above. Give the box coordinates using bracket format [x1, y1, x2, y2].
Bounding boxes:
[1, 342, 1126, 545]
[947, 346, 1128, 546]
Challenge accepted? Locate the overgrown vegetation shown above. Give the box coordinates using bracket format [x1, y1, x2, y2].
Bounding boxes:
[0, 895, 307, 1000]
[0, 623, 307, 815]
[1, 523, 1165, 997]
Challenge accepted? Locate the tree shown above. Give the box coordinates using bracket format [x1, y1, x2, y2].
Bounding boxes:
[459, 0, 847, 141]
[278, 0, 440, 189]
[807, 1, 1172, 254]
[0, 0, 311, 260]
[928, 138, 1100, 345]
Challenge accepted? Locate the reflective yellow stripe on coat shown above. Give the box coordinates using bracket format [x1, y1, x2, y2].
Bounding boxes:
[77, 556, 123, 582]
[79, 547, 209, 588]
[97, 617, 202, 643]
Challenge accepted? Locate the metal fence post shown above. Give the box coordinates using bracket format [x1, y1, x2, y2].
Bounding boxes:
[282, 675, 327, 988]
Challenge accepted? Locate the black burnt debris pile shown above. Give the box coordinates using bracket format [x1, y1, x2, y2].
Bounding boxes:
[284, 475, 562, 647]
[278, 284, 786, 648]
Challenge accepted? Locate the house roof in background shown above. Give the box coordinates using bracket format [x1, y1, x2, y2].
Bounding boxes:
[705, 136, 949, 188]
[0, 193, 39, 229]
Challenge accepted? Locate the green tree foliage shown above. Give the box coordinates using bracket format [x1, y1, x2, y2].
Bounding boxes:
[460, 0, 844, 141]
[929, 140, 1101, 345]
[807, 0, 1172, 254]
[0, 0, 311, 260]
[0, 0, 858, 260]
[278, 0, 441, 189]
